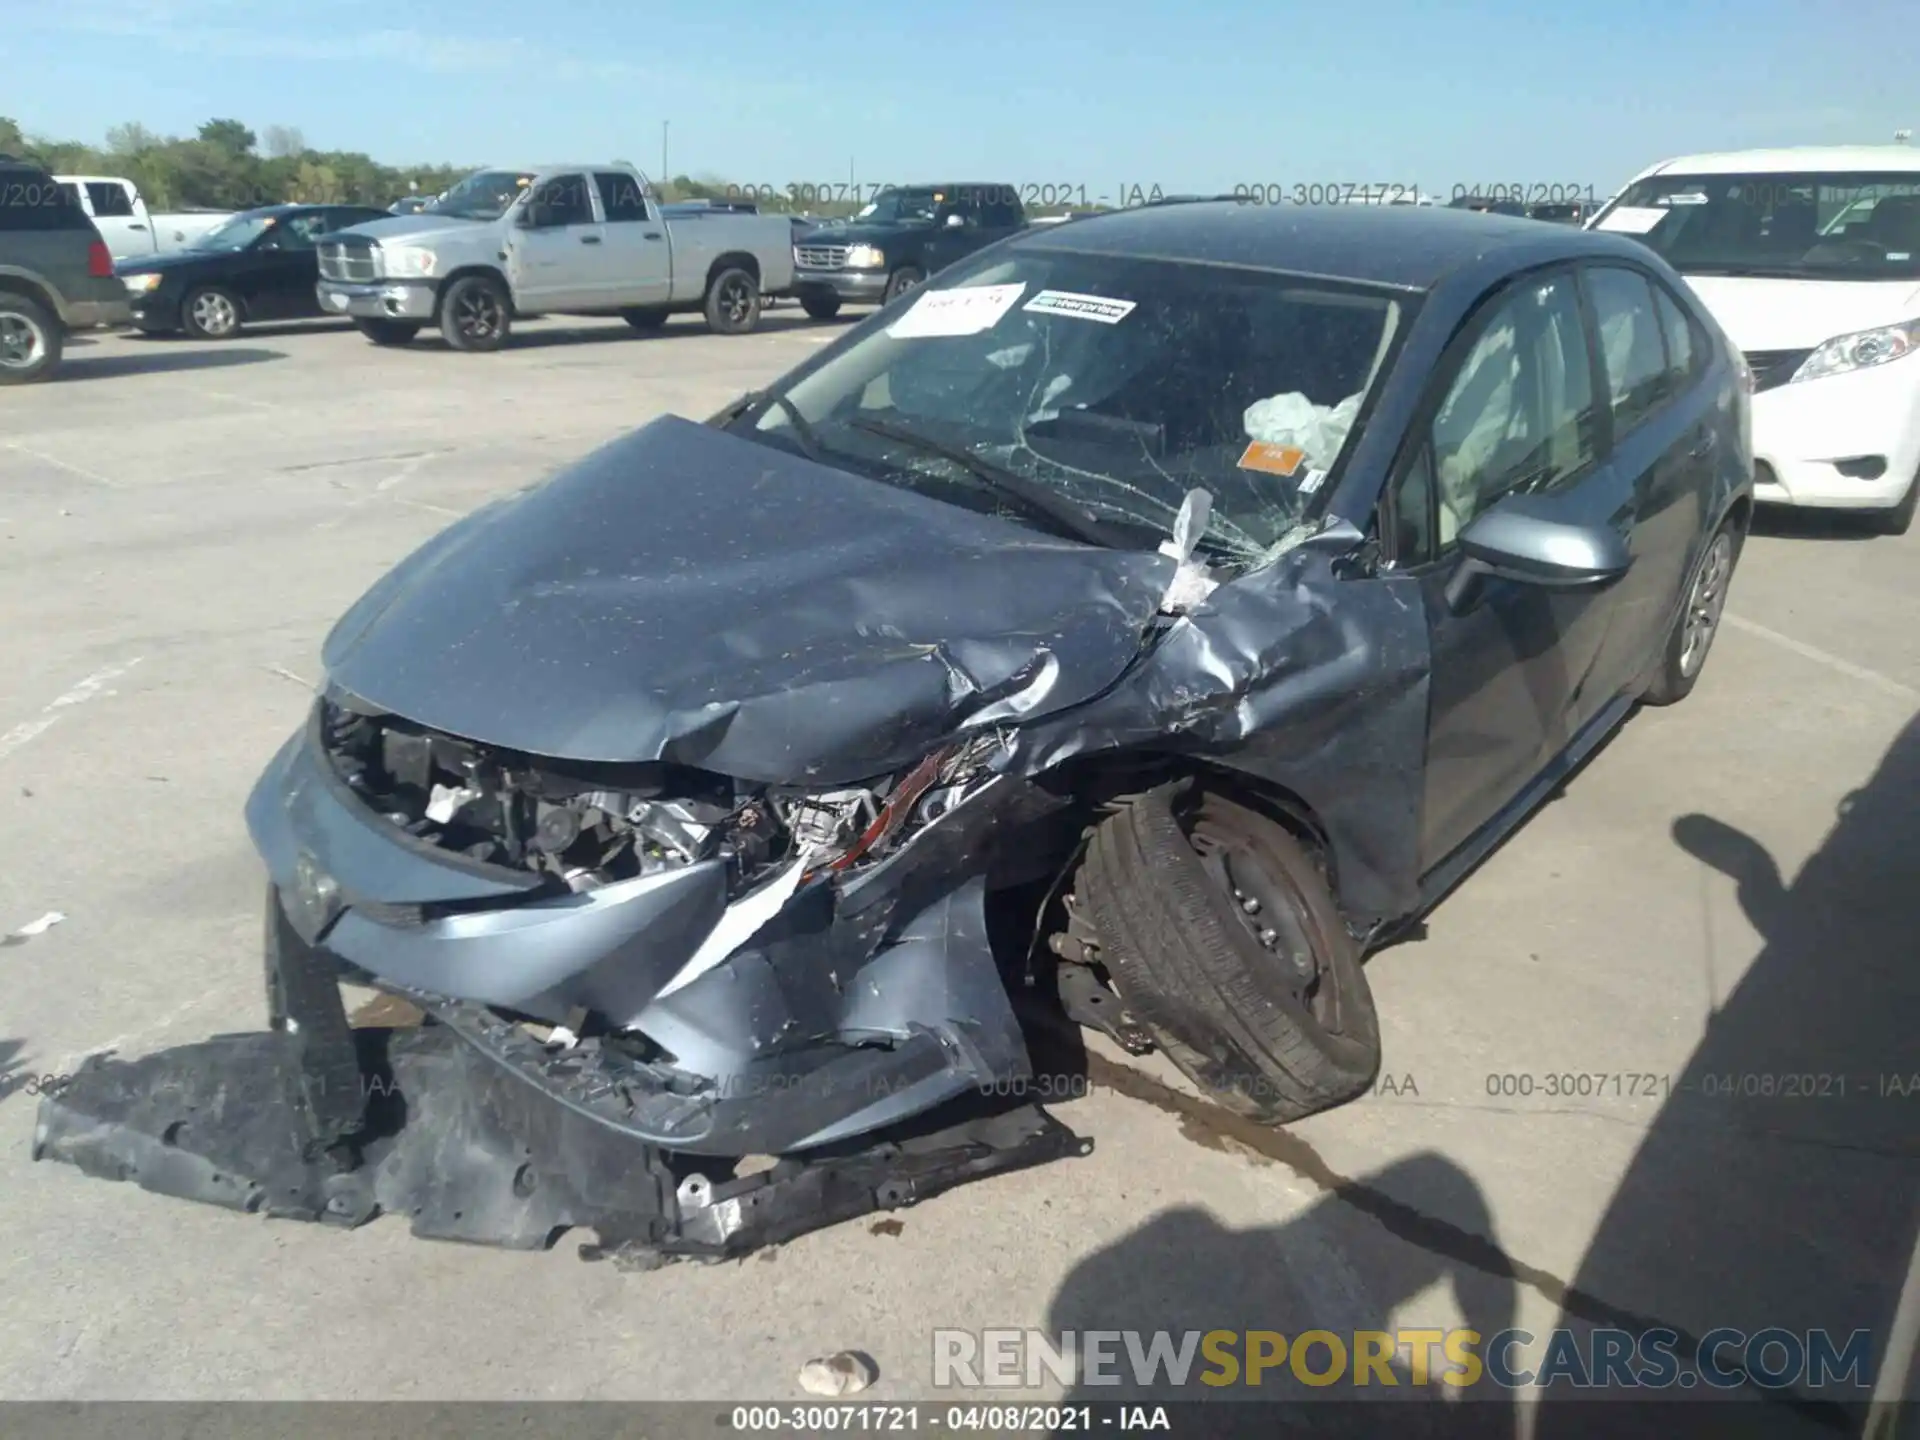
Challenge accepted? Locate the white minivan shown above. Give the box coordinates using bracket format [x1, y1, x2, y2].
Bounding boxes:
[1588, 146, 1920, 534]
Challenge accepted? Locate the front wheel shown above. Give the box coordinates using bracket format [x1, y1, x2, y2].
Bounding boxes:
[0, 293, 62, 385]
[1869, 469, 1918, 537]
[355, 318, 421, 347]
[182, 285, 243, 340]
[438, 274, 512, 352]
[704, 267, 761, 335]
[800, 293, 842, 321]
[1644, 519, 1741, 706]
[1077, 782, 1381, 1123]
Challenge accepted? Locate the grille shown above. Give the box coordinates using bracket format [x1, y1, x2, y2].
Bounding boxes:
[1742, 349, 1812, 394]
[319, 238, 378, 283]
[795, 243, 849, 269]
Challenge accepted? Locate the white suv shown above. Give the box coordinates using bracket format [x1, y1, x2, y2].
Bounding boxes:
[1589, 145, 1920, 534]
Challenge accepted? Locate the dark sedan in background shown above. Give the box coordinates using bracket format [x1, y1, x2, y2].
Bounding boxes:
[117, 202, 390, 339]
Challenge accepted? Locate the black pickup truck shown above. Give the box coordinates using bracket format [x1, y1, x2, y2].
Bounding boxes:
[790, 183, 1025, 319]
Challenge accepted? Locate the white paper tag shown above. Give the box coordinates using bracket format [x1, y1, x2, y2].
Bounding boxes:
[1023, 289, 1137, 324]
[887, 282, 1027, 338]
[1595, 206, 1670, 234]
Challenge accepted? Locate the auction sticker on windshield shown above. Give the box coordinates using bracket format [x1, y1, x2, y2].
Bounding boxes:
[888, 282, 1027, 338]
[1238, 441, 1307, 477]
[1594, 206, 1669, 234]
[1023, 290, 1137, 324]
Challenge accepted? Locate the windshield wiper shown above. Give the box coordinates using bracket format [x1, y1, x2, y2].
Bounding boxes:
[732, 390, 824, 461]
[844, 416, 1134, 549]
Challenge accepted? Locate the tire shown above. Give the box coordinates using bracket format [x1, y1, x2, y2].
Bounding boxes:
[800, 293, 842, 321]
[1077, 782, 1381, 1122]
[1644, 518, 1741, 706]
[355, 318, 421, 347]
[181, 285, 243, 340]
[883, 267, 925, 304]
[0, 292, 62, 385]
[438, 274, 512, 352]
[1869, 469, 1919, 537]
[704, 267, 762, 335]
[622, 306, 670, 332]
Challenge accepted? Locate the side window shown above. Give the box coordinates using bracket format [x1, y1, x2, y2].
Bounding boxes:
[529, 173, 593, 226]
[0, 172, 85, 232]
[1651, 282, 1699, 386]
[594, 172, 649, 222]
[86, 181, 135, 218]
[57, 181, 83, 210]
[1585, 267, 1670, 432]
[276, 212, 331, 248]
[1419, 271, 1598, 554]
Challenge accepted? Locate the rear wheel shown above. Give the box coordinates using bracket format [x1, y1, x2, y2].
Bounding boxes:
[1644, 519, 1740, 706]
[704, 267, 762, 334]
[355, 318, 420, 347]
[0, 293, 61, 385]
[622, 306, 670, 332]
[182, 285, 243, 340]
[1869, 469, 1918, 537]
[439, 274, 512, 352]
[800, 293, 842, 321]
[1077, 782, 1381, 1123]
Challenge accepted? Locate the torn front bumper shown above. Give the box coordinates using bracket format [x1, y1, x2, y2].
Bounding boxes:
[241, 714, 1066, 1155]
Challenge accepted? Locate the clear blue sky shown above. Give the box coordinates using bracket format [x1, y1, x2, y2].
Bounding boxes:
[7, 0, 1915, 197]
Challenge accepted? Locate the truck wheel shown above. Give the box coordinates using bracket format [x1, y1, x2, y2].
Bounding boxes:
[182, 285, 243, 340]
[1076, 781, 1381, 1123]
[1869, 467, 1918, 537]
[0, 292, 62, 385]
[800, 293, 842, 321]
[704, 267, 762, 335]
[883, 267, 925, 303]
[439, 274, 512, 352]
[355, 319, 421, 347]
[622, 307, 670, 332]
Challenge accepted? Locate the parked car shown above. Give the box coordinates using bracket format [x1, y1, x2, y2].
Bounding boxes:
[36, 203, 1758, 1264]
[1526, 200, 1596, 225]
[790, 183, 1026, 319]
[315, 164, 795, 350]
[52, 174, 235, 261]
[389, 195, 437, 215]
[116, 203, 393, 340]
[1449, 194, 1529, 217]
[1589, 144, 1920, 533]
[0, 155, 133, 384]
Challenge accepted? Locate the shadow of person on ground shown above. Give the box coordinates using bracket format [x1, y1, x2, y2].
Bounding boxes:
[1042, 1154, 1520, 1438]
[1535, 712, 1920, 1437]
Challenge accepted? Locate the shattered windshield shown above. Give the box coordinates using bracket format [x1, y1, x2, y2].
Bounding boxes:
[747, 250, 1406, 564]
[435, 169, 537, 221]
[854, 188, 940, 224]
[1596, 171, 1920, 280]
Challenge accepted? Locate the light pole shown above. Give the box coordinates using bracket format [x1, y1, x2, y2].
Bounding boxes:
[661, 120, 670, 183]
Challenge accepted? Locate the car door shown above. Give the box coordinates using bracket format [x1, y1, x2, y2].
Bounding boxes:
[246, 210, 333, 319]
[506, 173, 604, 309]
[1379, 266, 1625, 870]
[591, 171, 671, 307]
[84, 180, 149, 259]
[1575, 265, 1717, 700]
[921, 188, 989, 275]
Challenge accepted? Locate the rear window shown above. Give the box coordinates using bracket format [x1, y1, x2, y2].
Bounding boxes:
[0, 167, 90, 232]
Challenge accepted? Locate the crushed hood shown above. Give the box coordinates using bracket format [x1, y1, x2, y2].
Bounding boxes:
[321, 416, 1176, 784]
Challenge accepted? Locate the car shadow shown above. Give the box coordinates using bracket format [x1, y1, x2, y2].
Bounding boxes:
[1532, 710, 1920, 1434]
[408, 308, 868, 352]
[123, 319, 357, 341]
[1747, 507, 1884, 543]
[56, 347, 285, 381]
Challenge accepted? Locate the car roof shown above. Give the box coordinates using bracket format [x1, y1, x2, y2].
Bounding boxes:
[1010, 201, 1643, 292]
[1637, 145, 1920, 176]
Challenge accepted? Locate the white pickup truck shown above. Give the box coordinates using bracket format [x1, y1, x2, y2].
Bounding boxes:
[315, 163, 796, 350]
[54, 176, 235, 261]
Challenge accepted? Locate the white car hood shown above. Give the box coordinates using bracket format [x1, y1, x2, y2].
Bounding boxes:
[1677, 274, 1920, 351]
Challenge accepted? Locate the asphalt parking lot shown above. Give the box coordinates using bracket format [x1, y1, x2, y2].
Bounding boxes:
[1, 313, 1915, 1422]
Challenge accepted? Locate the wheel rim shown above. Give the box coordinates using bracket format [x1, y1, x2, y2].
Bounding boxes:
[191, 292, 236, 336]
[890, 272, 922, 299]
[456, 288, 501, 339]
[1679, 532, 1734, 677]
[1186, 803, 1338, 1029]
[0, 312, 46, 370]
[719, 276, 753, 325]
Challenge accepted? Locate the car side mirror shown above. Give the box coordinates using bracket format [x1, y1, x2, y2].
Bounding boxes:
[945, 212, 967, 229]
[1444, 494, 1631, 612]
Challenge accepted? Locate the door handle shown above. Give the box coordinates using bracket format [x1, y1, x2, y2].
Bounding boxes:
[128, 223, 148, 231]
[580, 235, 602, 245]
[643, 231, 663, 241]
[1689, 430, 1717, 459]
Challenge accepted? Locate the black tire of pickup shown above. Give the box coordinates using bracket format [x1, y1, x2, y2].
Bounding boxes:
[0, 291, 62, 385]
[704, 267, 761, 335]
[1076, 782, 1381, 1124]
[623, 306, 670, 332]
[355, 318, 421, 347]
[800, 293, 842, 321]
[439, 274, 512, 352]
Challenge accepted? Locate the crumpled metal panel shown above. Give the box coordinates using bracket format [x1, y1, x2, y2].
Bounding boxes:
[321, 416, 1178, 786]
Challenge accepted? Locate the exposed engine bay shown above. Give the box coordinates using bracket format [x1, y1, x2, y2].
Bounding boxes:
[319, 691, 1005, 901]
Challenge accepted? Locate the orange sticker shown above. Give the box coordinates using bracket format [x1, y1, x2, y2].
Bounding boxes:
[1238, 441, 1306, 477]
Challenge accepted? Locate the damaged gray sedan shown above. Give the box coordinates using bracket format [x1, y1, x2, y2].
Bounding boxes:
[37, 203, 1753, 1262]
